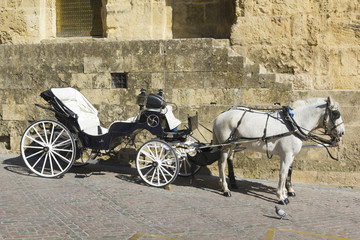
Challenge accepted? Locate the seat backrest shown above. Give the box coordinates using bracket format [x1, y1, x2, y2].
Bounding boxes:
[51, 88, 101, 135]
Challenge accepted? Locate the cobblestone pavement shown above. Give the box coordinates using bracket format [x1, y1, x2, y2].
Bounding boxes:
[1, 153, 360, 240]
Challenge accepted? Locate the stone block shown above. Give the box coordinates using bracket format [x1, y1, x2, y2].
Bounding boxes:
[84, 57, 108, 74]
[339, 48, 358, 76]
[231, 16, 291, 46]
[94, 73, 111, 89]
[2, 104, 36, 121]
[81, 89, 121, 105]
[172, 89, 236, 106]
[313, 46, 330, 76]
[151, 72, 165, 90]
[71, 73, 94, 89]
[243, 87, 292, 107]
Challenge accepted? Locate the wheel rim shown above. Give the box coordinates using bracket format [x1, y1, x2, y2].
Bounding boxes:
[176, 136, 201, 177]
[21, 120, 76, 178]
[136, 140, 179, 187]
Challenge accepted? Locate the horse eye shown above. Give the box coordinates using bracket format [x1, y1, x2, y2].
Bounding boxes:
[331, 110, 340, 120]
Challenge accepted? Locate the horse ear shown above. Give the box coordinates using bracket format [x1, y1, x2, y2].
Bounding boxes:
[327, 96, 335, 109]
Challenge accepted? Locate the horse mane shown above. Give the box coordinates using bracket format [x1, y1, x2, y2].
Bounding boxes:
[291, 97, 327, 109]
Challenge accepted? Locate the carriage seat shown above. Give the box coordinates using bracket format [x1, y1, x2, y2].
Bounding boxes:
[51, 88, 110, 135]
[51, 87, 182, 135]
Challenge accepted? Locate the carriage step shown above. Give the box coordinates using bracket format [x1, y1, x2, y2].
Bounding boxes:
[86, 159, 99, 165]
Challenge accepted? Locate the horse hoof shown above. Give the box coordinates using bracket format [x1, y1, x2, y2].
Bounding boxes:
[278, 198, 289, 205]
[223, 192, 232, 197]
[288, 192, 296, 197]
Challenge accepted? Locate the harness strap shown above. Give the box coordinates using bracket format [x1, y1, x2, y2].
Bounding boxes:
[262, 114, 273, 159]
[225, 110, 248, 143]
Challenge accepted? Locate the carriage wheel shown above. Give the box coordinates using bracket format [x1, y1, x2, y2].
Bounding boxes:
[176, 136, 201, 177]
[20, 119, 76, 178]
[136, 139, 179, 187]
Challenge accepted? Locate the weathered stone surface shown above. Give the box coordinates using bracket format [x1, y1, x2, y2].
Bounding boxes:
[0, 37, 359, 189]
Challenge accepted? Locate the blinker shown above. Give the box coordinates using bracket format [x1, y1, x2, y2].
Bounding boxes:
[331, 110, 340, 120]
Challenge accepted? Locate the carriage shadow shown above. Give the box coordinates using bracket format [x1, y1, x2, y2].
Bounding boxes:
[2, 155, 278, 203]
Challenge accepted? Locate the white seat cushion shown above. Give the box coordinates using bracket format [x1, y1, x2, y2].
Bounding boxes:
[51, 88, 107, 135]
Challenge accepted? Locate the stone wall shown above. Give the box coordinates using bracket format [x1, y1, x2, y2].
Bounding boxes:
[0, 0, 55, 44]
[231, 0, 360, 90]
[0, 38, 359, 189]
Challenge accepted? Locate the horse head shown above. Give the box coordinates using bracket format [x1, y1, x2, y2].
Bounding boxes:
[323, 96, 345, 143]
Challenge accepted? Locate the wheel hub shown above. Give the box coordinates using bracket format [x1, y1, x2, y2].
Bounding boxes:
[152, 159, 162, 168]
[43, 144, 53, 153]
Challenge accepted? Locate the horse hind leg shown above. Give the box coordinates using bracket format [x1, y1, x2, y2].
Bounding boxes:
[219, 150, 231, 197]
[286, 165, 296, 197]
[227, 150, 238, 189]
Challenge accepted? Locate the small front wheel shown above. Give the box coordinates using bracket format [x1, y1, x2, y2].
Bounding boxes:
[136, 140, 179, 187]
[20, 119, 76, 178]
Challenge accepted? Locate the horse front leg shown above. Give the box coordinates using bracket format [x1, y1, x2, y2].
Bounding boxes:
[219, 150, 231, 197]
[286, 165, 296, 197]
[277, 153, 294, 205]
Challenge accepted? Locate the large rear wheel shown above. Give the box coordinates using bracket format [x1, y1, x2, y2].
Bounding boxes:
[20, 119, 76, 178]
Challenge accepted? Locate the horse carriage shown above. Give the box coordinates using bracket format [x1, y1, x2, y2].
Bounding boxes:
[20, 87, 202, 187]
[20, 87, 345, 205]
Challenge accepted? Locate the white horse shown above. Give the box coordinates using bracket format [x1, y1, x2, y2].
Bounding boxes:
[212, 96, 345, 204]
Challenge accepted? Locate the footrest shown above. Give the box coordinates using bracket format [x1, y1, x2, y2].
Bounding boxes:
[86, 158, 99, 165]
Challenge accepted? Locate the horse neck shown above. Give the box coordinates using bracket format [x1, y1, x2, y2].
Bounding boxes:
[292, 103, 325, 134]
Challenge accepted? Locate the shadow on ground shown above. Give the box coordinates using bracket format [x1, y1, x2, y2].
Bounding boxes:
[2, 155, 277, 203]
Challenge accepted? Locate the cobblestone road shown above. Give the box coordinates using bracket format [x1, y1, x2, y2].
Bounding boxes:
[1, 154, 359, 240]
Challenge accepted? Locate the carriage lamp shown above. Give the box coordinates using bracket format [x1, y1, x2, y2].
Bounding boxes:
[136, 88, 147, 110]
[158, 89, 164, 97]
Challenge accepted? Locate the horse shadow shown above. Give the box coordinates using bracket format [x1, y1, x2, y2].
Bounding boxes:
[2, 155, 277, 203]
[172, 172, 278, 203]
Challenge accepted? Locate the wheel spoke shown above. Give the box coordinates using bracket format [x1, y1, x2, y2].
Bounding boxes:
[53, 138, 71, 148]
[157, 168, 160, 185]
[150, 168, 156, 183]
[161, 163, 176, 169]
[48, 152, 54, 176]
[26, 149, 44, 159]
[50, 152, 64, 172]
[143, 165, 155, 178]
[140, 164, 153, 170]
[25, 135, 45, 147]
[31, 152, 46, 169]
[42, 122, 49, 144]
[49, 124, 55, 144]
[51, 129, 65, 145]
[41, 153, 48, 174]
[52, 149, 71, 163]
[31, 127, 47, 145]
[53, 148, 73, 152]
[146, 145, 157, 160]
[140, 150, 156, 161]
[138, 159, 153, 164]
[160, 165, 173, 177]
[23, 145, 44, 149]
[159, 167, 168, 183]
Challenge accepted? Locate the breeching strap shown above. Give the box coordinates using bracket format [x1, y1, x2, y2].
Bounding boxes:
[263, 114, 273, 159]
